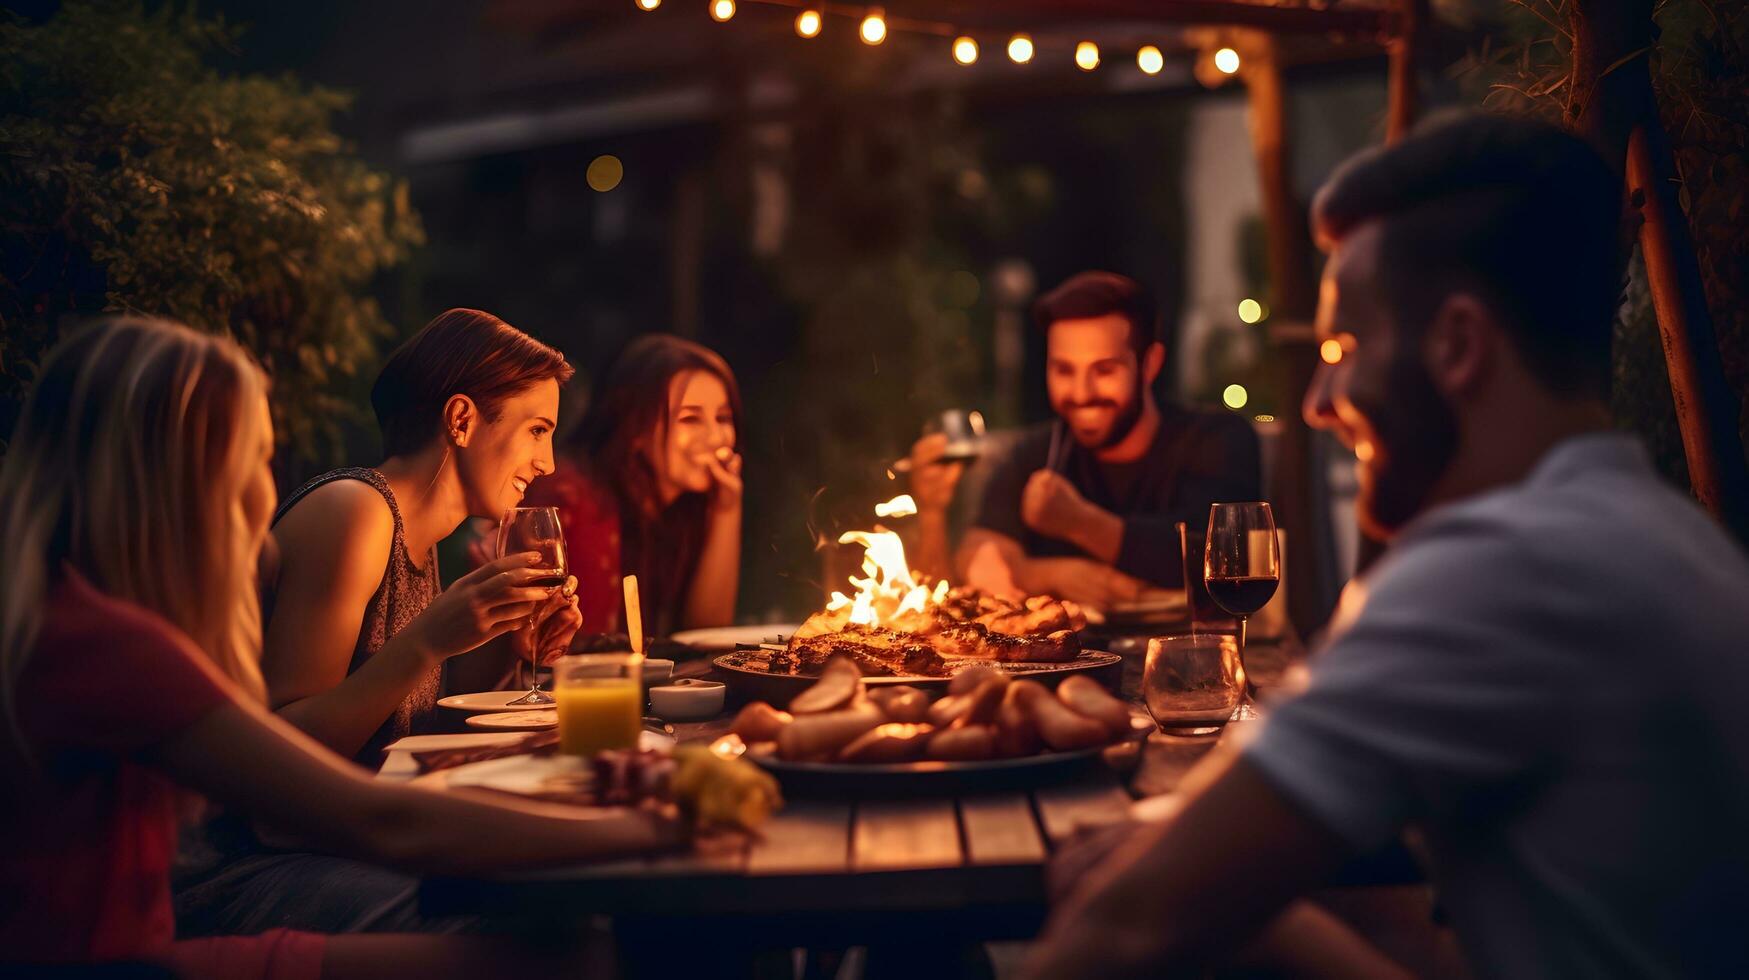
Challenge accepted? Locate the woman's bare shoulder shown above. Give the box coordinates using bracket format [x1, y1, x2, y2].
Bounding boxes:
[274, 478, 395, 573]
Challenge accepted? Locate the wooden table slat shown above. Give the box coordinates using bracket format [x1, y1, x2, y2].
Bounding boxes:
[853, 799, 963, 871]
[747, 801, 852, 875]
[1033, 776, 1133, 845]
[958, 794, 1048, 865]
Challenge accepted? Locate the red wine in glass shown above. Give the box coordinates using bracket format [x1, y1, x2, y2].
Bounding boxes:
[1206, 575, 1279, 617]
[1204, 502, 1281, 707]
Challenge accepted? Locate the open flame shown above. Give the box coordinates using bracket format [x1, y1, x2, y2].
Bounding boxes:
[826, 495, 951, 629]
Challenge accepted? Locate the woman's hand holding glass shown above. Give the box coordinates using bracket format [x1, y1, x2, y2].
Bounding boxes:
[512, 578, 583, 669]
[405, 552, 568, 662]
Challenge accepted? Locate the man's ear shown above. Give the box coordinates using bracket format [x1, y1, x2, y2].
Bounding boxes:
[443, 394, 478, 448]
[1141, 341, 1166, 386]
[1422, 293, 1493, 397]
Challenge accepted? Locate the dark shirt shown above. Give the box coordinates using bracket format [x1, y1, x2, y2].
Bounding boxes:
[970, 402, 1261, 587]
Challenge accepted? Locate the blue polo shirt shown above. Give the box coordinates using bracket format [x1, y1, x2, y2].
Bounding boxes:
[1247, 433, 1749, 977]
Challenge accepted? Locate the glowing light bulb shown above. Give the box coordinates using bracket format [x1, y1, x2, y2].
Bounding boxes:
[1137, 45, 1164, 75]
[587, 155, 624, 193]
[1075, 41, 1100, 71]
[1214, 47, 1240, 74]
[1223, 384, 1249, 410]
[636, 0, 660, 10]
[1008, 34, 1033, 64]
[710, 0, 734, 22]
[795, 9, 821, 37]
[952, 36, 978, 65]
[1320, 339, 1344, 365]
[860, 9, 887, 45]
[1237, 298, 1263, 324]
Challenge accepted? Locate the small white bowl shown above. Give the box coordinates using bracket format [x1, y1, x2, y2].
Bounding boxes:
[648, 679, 725, 721]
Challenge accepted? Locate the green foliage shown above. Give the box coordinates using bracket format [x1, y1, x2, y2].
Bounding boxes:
[1451, 0, 1749, 490]
[0, 1, 423, 462]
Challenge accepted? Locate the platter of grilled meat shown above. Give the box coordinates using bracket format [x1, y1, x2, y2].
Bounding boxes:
[712, 588, 1121, 706]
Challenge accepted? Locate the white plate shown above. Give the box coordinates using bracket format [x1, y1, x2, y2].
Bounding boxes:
[464, 709, 558, 730]
[438, 691, 555, 713]
[669, 623, 801, 651]
[381, 732, 527, 753]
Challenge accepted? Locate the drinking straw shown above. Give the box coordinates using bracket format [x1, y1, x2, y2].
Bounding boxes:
[1044, 419, 1065, 473]
[623, 575, 644, 657]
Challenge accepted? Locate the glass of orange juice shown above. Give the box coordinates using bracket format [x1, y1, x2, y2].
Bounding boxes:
[553, 653, 642, 757]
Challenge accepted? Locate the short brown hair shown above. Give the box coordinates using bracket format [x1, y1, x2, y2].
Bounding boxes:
[1031, 271, 1163, 360]
[1313, 111, 1623, 399]
[371, 308, 574, 456]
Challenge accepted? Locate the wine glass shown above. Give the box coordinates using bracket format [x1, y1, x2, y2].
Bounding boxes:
[1203, 502, 1280, 707]
[497, 506, 568, 706]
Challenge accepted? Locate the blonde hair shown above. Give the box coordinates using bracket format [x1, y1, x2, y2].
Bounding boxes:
[0, 317, 271, 757]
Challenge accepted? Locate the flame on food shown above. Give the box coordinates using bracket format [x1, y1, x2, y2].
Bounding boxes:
[826, 495, 950, 629]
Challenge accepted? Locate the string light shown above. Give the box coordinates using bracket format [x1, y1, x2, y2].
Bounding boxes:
[952, 36, 978, 65]
[1008, 34, 1034, 64]
[1320, 339, 1345, 365]
[1214, 47, 1241, 74]
[860, 8, 887, 44]
[1075, 41, 1100, 71]
[710, 0, 734, 22]
[635, 0, 660, 10]
[1237, 298, 1263, 323]
[1137, 45, 1164, 75]
[1223, 384, 1249, 410]
[795, 8, 821, 37]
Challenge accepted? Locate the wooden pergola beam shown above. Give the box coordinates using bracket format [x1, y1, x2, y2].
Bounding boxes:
[1569, 0, 1749, 540]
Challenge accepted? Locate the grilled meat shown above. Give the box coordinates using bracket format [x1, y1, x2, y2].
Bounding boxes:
[788, 625, 951, 677]
[927, 621, 1081, 663]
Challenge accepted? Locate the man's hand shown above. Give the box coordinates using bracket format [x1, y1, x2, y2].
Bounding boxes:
[1021, 470, 1092, 542]
[908, 433, 965, 514]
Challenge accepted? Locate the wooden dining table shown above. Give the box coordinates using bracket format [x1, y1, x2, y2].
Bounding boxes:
[410, 629, 1416, 970]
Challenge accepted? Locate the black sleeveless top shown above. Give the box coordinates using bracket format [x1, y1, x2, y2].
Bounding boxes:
[271, 467, 442, 762]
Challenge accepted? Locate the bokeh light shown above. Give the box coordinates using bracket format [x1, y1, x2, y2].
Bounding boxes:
[795, 9, 821, 37]
[710, 0, 734, 22]
[636, 0, 660, 10]
[1137, 45, 1164, 75]
[1223, 384, 1249, 410]
[587, 155, 624, 193]
[1214, 47, 1241, 74]
[952, 36, 979, 65]
[1075, 41, 1100, 71]
[1237, 298, 1263, 324]
[1008, 34, 1034, 64]
[860, 10, 887, 44]
[1320, 338, 1344, 365]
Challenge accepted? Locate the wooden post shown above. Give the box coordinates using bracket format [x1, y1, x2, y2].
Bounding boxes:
[1244, 33, 1334, 633]
[1569, 0, 1749, 539]
[1385, 0, 1426, 142]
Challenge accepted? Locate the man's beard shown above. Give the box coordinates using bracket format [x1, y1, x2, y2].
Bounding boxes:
[1062, 377, 1148, 451]
[1357, 353, 1459, 538]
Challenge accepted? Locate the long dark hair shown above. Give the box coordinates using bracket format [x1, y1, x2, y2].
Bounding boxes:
[566, 334, 743, 629]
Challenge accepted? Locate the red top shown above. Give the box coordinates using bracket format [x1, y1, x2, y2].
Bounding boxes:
[0, 569, 233, 964]
[523, 461, 625, 634]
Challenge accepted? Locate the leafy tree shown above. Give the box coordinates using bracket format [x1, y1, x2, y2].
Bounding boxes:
[0, 1, 423, 463]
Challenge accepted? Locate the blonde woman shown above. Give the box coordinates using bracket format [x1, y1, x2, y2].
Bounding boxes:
[0, 318, 680, 977]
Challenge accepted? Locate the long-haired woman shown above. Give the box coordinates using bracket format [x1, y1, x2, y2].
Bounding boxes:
[176, 308, 585, 938]
[524, 333, 743, 638]
[0, 317, 678, 977]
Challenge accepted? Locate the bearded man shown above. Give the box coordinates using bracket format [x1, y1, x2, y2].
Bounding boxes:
[1021, 112, 1749, 978]
[909, 271, 1261, 608]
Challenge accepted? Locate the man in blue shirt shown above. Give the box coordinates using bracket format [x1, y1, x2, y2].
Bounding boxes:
[1024, 112, 1749, 977]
